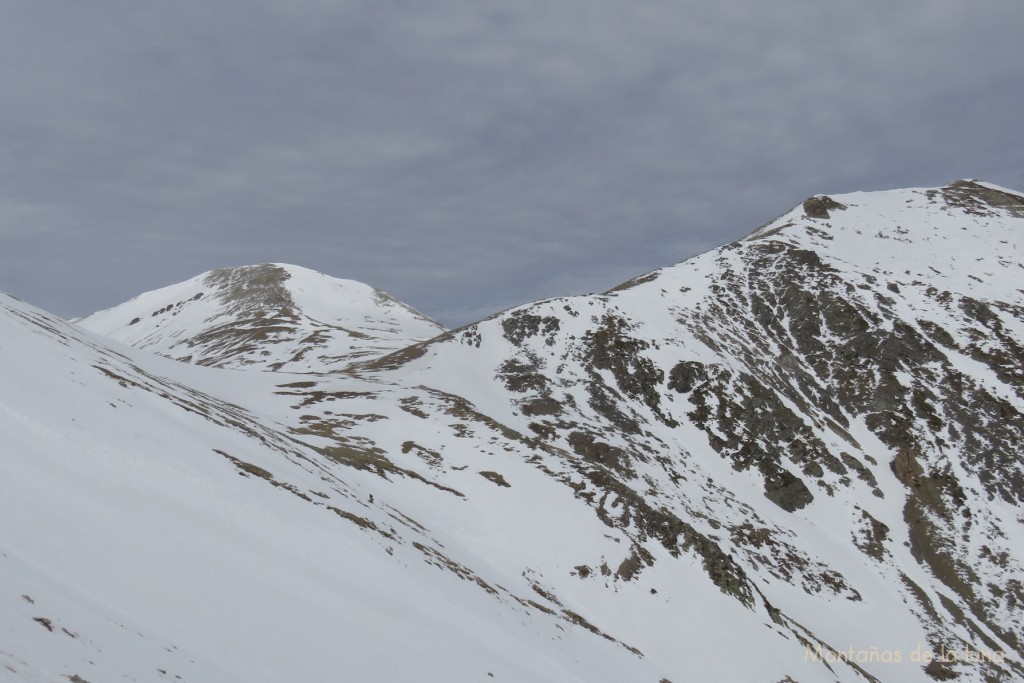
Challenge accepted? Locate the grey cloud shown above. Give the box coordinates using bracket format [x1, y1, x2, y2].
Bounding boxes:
[1, 1, 1022, 325]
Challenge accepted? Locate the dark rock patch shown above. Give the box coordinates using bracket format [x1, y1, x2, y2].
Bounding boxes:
[763, 469, 814, 512]
[501, 311, 560, 346]
[803, 195, 847, 219]
[479, 470, 511, 487]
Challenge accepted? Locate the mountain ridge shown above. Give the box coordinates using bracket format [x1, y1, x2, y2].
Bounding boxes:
[327, 178, 1024, 679]
[3, 179, 1023, 682]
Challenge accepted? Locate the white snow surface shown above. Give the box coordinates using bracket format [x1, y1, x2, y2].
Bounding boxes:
[3, 180, 1024, 682]
[0, 295, 661, 683]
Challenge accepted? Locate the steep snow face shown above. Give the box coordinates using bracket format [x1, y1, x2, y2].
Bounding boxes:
[75, 263, 445, 371]
[7, 180, 1024, 682]
[0, 293, 663, 683]
[321, 179, 1023, 681]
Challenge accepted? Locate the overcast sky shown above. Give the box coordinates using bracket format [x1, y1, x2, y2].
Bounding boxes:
[2, 1, 1022, 326]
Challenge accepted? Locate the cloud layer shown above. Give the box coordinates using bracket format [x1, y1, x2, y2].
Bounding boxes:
[2, 1, 1022, 325]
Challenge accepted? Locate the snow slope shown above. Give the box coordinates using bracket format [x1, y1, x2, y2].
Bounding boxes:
[76, 263, 445, 372]
[4, 179, 1023, 682]
[0, 293, 664, 683]
[326, 179, 1024, 681]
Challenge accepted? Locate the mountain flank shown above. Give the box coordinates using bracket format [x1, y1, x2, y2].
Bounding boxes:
[2, 179, 1022, 682]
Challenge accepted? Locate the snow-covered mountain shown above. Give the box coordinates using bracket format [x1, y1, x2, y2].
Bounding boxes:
[75, 263, 445, 372]
[0, 293, 651, 682]
[3, 180, 1023, 682]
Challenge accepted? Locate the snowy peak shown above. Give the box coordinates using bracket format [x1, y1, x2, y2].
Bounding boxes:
[76, 263, 445, 372]
[343, 179, 1024, 680]
[744, 179, 1024, 304]
[7, 180, 1024, 682]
